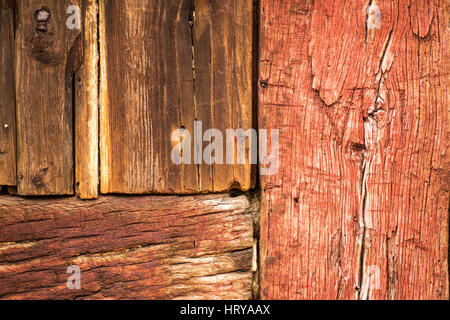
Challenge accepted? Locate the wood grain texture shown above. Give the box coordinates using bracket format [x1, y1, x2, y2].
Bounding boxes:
[193, 0, 255, 192]
[75, 0, 98, 199]
[358, 0, 449, 300]
[0, 194, 256, 300]
[15, 0, 81, 195]
[99, 0, 254, 194]
[0, 0, 16, 186]
[259, 0, 448, 300]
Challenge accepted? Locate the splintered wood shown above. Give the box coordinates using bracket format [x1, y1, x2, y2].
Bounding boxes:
[259, 0, 448, 300]
[99, 0, 254, 194]
[0, 0, 16, 187]
[0, 194, 255, 300]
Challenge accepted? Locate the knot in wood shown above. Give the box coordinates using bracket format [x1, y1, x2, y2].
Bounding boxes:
[35, 9, 50, 32]
[36, 9, 50, 22]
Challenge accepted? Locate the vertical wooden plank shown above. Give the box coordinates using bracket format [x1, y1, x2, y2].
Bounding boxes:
[0, 0, 16, 186]
[15, 0, 81, 195]
[359, 0, 449, 300]
[259, 0, 364, 300]
[75, 0, 98, 199]
[100, 0, 253, 194]
[194, 0, 254, 192]
[100, 0, 195, 194]
[259, 0, 448, 300]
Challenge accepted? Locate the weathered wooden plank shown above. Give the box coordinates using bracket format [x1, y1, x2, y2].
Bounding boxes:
[99, 0, 254, 194]
[259, 0, 363, 300]
[259, 0, 448, 300]
[193, 0, 255, 192]
[15, 0, 81, 195]
[75, 0, 98, 199]
[0, 0, 16, 186]
[0, 194, 256, 300]
[358, 0, 449, 300]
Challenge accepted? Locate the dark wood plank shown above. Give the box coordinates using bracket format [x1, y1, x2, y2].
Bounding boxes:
[259, 0, 448, 300]
[99, 0, 254, 194]
[15, 0, 82, 195]
[0, 0, 16, 186]
[0, 194, 256, 300]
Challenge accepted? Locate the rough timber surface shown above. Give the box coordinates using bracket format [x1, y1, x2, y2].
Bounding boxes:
[259, 0, 449, 300]
[0, 194, 256, 300]
[99, 0, 254, 194]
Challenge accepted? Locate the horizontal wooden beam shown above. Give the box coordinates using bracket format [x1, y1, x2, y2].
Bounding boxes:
[0, 194, 256, 300]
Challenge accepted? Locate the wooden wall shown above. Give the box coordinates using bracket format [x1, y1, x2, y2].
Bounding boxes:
[259, 0, 449, 300]
[1, 0, 255, 197]
[0, 0, 448, 300]
[0, 0, 257, 300]
[0, 194, 257, 299]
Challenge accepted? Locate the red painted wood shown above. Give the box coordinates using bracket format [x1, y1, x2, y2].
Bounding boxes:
[0, 194, 256, 299]
[259, 0, 448, 300]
